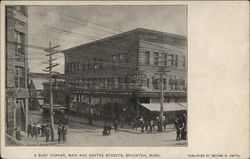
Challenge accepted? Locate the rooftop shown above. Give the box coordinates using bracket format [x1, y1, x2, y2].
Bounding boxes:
[62, 28, 187, 53]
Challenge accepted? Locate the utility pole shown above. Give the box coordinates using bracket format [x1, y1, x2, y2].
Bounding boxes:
[156, 53, 171, 132]
[43, 41, 60, 141]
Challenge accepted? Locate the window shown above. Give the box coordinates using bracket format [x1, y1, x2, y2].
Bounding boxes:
[87, 59, 91, 70]
[15, 31, 25, 55]
[82, 62, 85, 71]
[175, 54, 178, 67]
[15, 66, 25, 88]
[163, 53, 167, 66]
[153, 52, 159, 65]
[99, 59, 103, 69]
[153, 78, 160, 90]
[125, 52, 129, 62]
[170, 54, 174, 66]
[146, 78, 150, 88]
[181, 55, 186, 68]
[76, 61, 80, 71]
[93, 58, 98, 70]
[144, 51, 150, 65]
[163, 79, 167, 90]
[112, 55, 116, 60]
[119, 54, 123, 60]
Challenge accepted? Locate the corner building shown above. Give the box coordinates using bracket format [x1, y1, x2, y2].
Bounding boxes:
[63, 28, 187, 122]
[5, 6, 29, 136]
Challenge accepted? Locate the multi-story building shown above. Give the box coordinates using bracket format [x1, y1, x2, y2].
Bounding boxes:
[5, 6, 29, 136]
[28, 73, 48, 111]
[62, 28, 187, 122]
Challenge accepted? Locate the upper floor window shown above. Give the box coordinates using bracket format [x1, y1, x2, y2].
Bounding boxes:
[15, 66, 25, 88]
[93, 58, 98, 70]
[146, 78, 150, 88]
[119, 54, 123, 60]
[87, 59, 91, 70]
[163, 78, 167, 90]
[175, 54, 178, 67]
[163, 53, 167, 66]
[82, 62, 85, 71]
[170, 54, 174, 66]
[153, 52, 159, 65]
[15, 30, 25, 55]
[99, 59, 103, 69]
[181, 55, 186, 68]
[125, 52, 129, 63]
[144, 51, 150, 65]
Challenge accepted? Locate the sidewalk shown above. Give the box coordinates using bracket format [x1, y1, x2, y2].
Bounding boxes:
[68, 115, 175, 134]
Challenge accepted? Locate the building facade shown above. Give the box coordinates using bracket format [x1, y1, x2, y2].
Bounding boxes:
[28, 73, 48, 111]
[62, 28, 187, 122]
[5, 6, 29, 136]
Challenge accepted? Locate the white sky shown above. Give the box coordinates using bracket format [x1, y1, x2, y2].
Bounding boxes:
[27, 5, 187, 73]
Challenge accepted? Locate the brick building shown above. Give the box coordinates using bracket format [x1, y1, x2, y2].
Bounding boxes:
[62, 28, 187, 122]
[5, 6, 29, 136]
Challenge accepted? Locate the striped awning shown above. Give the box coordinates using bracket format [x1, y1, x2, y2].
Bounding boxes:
[140, 103, 187, 112]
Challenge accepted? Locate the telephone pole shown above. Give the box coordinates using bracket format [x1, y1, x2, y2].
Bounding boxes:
[43, 41, 60, 141]
[156, 53, 171, 132]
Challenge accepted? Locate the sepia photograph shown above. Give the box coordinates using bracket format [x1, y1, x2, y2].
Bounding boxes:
[4, 5, 187, 147]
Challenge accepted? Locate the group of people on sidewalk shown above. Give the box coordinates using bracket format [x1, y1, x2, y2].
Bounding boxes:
[102, 119, 120, 136]
[57, 124, 67, 143]
[132, 116, 168, 133]
[174, 114, 187, 141]
[27, 121, 67, 143]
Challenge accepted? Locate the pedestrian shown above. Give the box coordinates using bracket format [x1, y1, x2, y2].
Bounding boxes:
[176, 118, 183, 141]
[41, 122, 45, 137]
[181, 114, 187, 140]
[62, 124, 67, 143]
[103, 122, 108, 136]
[45, 125, 51, 142]
[120, 116, 124, 128]
[57, 124, 63, 143]
[107, 122, 112, 136]
[145, 119, 149, 132]
[15, 127, 21, 140]
[174, 116, 178, 130]
[113, 120, 119, 133]
[163, 118, 167, 131]
[32, 123, 38, 139]
[132, 118, 137, 130]
[140, 118, 145, 133]
[27, 122, 32, 138]
[149, 120, 154, 133]
[37, 122, 41, 135]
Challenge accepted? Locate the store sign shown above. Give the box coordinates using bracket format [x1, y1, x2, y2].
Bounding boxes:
[130, 70, 147, 83]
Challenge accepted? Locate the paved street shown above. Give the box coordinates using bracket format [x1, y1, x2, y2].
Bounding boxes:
[20, 112, 187, 147]
[65, 122, 187, 147]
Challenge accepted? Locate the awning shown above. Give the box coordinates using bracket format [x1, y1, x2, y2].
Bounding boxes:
[140, 103, 187, 112]
[178, 103, 187, 108]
